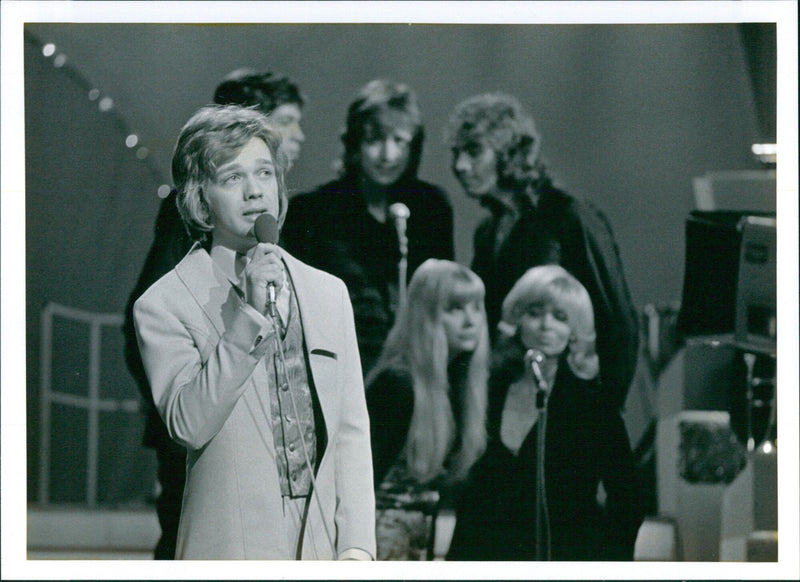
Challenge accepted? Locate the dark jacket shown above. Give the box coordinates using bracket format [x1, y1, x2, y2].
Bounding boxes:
[122, 190, 195, 451]
[472, 181, 639, 410]
[365, 367, 415, 486]
[282, 176, 454, 374]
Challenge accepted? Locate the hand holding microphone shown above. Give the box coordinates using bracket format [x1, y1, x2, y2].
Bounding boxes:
[246, 213, 282, 317]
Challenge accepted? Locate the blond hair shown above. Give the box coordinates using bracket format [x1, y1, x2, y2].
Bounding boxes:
[501, 265, 599, 380]
[367, 259, 490, 483]
[172, 105, 289, 234]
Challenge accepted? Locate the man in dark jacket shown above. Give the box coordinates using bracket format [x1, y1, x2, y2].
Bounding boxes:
[445, 92, 638, 411]
[281, 79, 454, 376]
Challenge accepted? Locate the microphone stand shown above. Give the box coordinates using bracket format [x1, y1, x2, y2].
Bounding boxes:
[397, 234, 408, 313]
[388, 203, 410, 314]
[528, 352, 551, 561]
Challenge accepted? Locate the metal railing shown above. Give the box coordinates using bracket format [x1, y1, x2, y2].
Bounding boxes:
[38, 302, 140, 506]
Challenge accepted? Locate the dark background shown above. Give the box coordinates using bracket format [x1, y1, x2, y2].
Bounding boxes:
[23, 21, 776, 505]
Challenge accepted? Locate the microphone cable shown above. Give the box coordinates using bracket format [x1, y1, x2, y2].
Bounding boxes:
[269, 311, 337, 559]
[254, 213, 336, 557]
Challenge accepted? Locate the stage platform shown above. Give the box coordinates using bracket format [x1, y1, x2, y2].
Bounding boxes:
[27, 505, 158, 560]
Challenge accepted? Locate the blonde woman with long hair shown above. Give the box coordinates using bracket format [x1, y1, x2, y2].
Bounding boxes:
[365, 259, 490, 560]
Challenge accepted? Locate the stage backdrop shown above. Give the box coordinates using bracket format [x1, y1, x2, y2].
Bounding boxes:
[24, 22, 774, 505]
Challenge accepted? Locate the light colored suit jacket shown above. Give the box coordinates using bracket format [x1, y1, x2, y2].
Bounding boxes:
[134, 244, 376, 559]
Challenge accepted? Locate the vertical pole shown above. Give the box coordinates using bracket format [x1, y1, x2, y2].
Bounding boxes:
[398, 255, 408, 314]
[38, 304, 54, 505]
[535, 389, 550, 561]
[86, 321, 102, 507]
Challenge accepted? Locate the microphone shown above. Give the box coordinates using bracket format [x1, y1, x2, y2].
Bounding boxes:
[388, 202, 410, 220]
[388, 202, 410, 312]
[388, 202, 410, 256]
[525, 348, 548, 392]
[525, 347, 552, 560]
[254, 213, 280, 317]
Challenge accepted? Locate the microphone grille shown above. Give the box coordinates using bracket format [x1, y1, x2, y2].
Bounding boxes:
[388, 202, 410, 220]
[525, 348, 545, 365]
[254, 213, 279, 244]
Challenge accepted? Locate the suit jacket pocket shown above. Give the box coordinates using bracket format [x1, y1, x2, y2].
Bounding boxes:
[308, 347, 339, 431]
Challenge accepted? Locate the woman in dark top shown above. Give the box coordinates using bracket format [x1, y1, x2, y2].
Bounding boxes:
[282, 79, 454, 376]
[365, 259, 490, 560]
[448, 265, 643, 561]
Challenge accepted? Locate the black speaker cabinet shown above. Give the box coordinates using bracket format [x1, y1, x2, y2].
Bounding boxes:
[678, 211, 775, 340]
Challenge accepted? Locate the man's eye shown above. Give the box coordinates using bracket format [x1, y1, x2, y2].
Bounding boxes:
[259, 168, 274, 178]
[221, 174, 240, 184]
[554, 310, 569, 322]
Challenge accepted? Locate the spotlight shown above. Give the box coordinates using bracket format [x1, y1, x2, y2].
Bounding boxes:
[751, 143, 776, 165]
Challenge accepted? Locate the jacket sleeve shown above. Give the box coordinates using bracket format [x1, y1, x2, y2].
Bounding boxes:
[133, 289, 275, 450]
[577, 203, 640, 410]
[332, 281, 377, 559]
[598, 402, 645, 559]
[432, 187, 455, 261]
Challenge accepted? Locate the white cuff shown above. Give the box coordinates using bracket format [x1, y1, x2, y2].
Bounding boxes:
[337, 547, 373, 561]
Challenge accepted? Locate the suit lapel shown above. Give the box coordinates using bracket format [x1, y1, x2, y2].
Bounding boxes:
[284, 252, 340, 352]
[174, 243, 239, 339]
[174, 244, 277, 458]
[283, 252, 341, 447]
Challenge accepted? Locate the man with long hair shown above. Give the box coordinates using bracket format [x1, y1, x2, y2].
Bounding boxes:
[122, 70, 305, 559]
[281, 79, 454, 376]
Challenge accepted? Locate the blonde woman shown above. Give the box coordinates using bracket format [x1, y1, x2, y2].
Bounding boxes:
[447, 265, 643, 561]
[365, 259, 490, 560]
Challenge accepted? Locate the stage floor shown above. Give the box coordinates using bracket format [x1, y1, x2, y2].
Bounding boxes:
[27, 505, 159, 560]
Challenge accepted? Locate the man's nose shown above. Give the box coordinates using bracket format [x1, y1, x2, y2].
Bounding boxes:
[243, 175, 262, 198]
